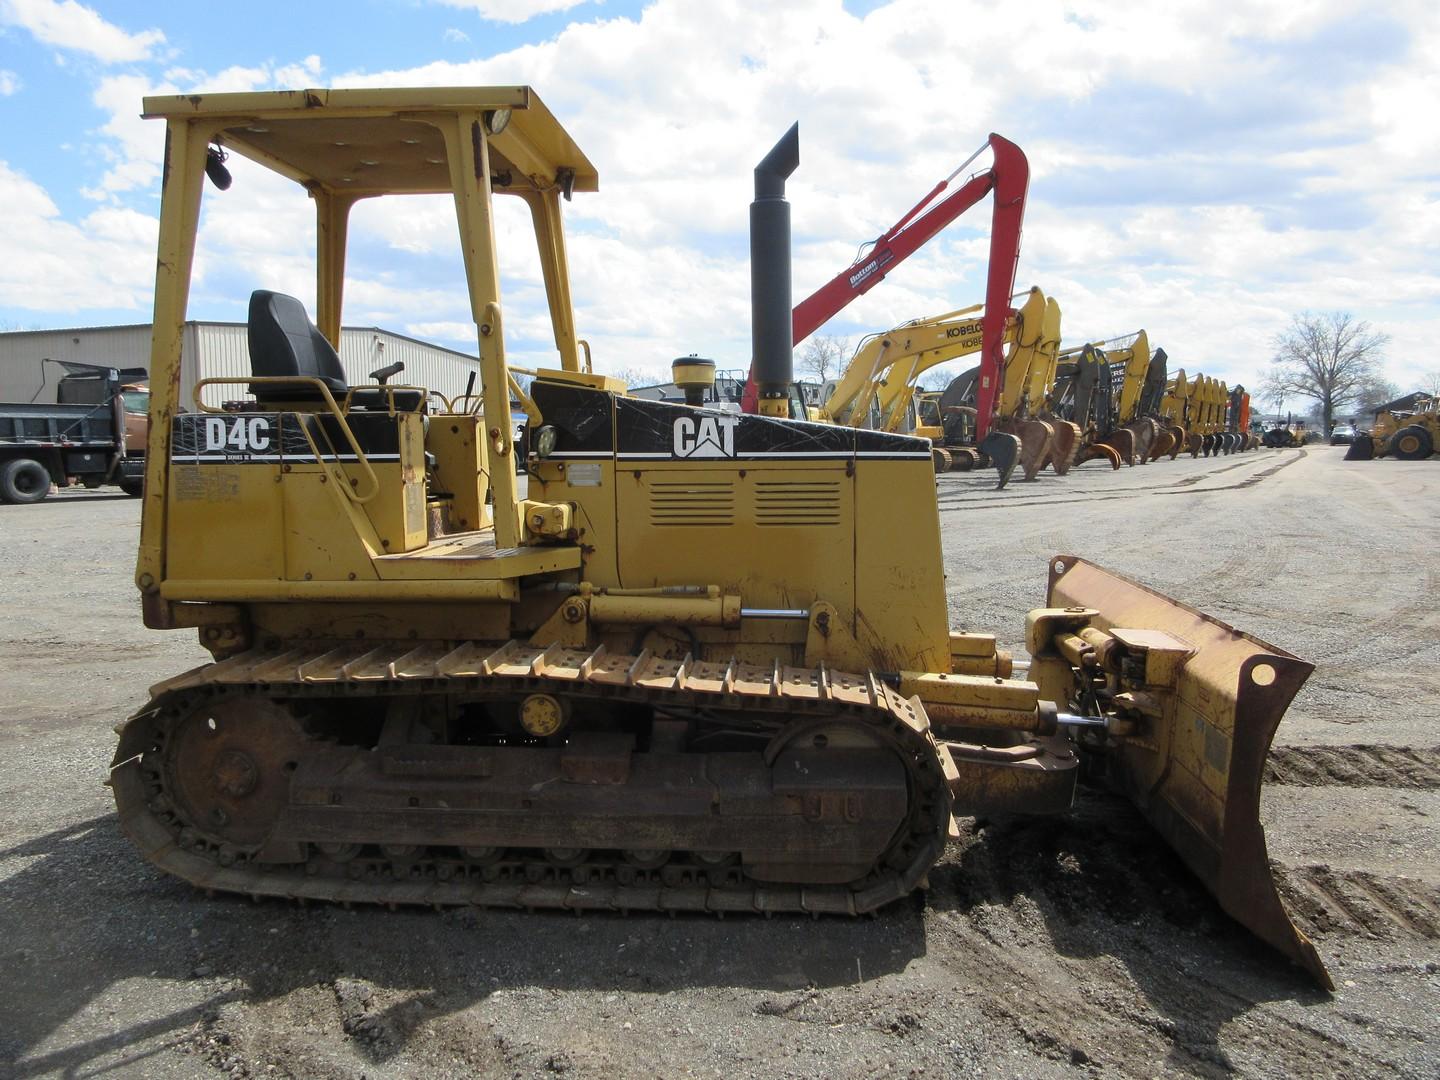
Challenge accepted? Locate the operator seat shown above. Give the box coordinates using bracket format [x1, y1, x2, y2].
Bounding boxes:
[247, 290, 424, 412]
[247, 290, 348, 405]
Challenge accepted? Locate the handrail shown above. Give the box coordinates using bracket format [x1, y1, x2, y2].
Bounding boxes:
[190, 376, 380, 503]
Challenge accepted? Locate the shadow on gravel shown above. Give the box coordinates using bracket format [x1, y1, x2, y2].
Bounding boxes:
[0, 811, 927, 1075]
[926, 788, 1328, 1076]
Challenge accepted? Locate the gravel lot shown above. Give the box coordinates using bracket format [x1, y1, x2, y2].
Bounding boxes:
[2, 445, 1437, 1079]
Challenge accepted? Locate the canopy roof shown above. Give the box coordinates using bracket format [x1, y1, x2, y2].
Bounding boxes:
[142, 86, 598, 198]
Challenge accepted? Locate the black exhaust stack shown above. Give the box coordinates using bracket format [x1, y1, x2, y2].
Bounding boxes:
[750, 123, 800, 416]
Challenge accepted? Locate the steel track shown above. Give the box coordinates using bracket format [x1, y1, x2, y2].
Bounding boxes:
[111, 640, 954, 916]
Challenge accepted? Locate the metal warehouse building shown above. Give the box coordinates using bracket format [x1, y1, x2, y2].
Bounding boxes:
[0, 321, 482, 408]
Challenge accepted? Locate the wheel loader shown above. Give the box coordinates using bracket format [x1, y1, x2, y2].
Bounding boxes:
[1346, 396, 1438, 460]
[112, 86, 1330, 990]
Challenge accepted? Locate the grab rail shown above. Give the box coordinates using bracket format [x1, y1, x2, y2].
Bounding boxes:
[190, 376, 380, 503]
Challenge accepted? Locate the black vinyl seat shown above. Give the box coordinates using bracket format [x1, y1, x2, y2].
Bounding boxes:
[247, 290, 423, 412]
[247, 291, 349, 404]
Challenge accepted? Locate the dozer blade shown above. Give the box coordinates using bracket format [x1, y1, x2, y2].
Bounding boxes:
[1016, 419, 1054, 482]
[1047, 556, 1332, 990]
[1344, 435, 1373, 460]
[979, 430, 1022, 489]
[1048, 420, 1082, 475]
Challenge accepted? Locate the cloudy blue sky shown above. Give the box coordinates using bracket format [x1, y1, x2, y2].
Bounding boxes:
[1, 0, 1436, 393]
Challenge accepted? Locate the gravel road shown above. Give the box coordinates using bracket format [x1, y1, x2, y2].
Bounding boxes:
[1, 445, 1436, 1079]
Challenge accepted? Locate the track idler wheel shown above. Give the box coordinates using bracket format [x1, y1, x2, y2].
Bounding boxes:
[1344, 434, 1374, 460]
[979, 430, 1022, 489]
[161, 697, 306, 855]
[931, 447, 953, 474]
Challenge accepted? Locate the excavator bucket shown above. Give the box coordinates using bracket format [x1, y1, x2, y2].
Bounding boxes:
[980, 430, 1021, 489]
[1166, 424, 1186, 459]
[1147, 427, 1175, 461]
[1125, 419, 1155, 464]
[1100, 427, 1136, 465]
[1047, 556, 1332, 990]
[1015, 419, 1055, 482]
[1078, 441, 1123, 470]
[1047, 420, 1082, 475]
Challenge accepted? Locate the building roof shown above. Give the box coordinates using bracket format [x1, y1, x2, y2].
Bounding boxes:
[0, 321, 480, 363]
[1375, 391, 1433, 415]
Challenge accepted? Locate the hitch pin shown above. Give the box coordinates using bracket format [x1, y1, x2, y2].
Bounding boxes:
[1056, 712, 1114, 730]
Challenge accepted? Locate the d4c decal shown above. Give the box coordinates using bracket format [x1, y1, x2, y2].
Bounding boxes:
[204, 415, 272, 453]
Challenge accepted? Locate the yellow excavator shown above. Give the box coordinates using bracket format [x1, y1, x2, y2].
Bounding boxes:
[111, 86, 1329, 991]
[816, 287, 1078, 486]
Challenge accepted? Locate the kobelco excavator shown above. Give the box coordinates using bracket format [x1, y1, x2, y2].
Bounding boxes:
[111, 87, 1330, 991]
[815, 287, 1078, 486]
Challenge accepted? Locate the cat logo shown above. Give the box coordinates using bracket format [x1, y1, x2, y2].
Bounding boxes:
[673, 414, 740, 458]
[204, 416, 272, 454]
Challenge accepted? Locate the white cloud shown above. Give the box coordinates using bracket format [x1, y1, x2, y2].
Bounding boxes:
[0, 69, 19, 94]
[10, 0, 1440, 399]
[434, 0, 586, 25]
[0, 160, 155, 312]
[0, 0, 164, 64]
[443, 28, 470, 43]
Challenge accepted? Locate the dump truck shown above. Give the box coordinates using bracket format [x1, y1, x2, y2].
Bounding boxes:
[110, 86, 1330, 991]
[0, 362, 148, 503]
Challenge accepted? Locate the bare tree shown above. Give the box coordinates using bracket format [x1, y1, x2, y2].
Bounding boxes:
[1261, 312, 1389, 434]
[917, 367, 962, 393]
[1351, 376, 1399, 425]
[605, 365, 658, 389]
[796, 334, 850, 385]
[1420, 370, 1440, 400]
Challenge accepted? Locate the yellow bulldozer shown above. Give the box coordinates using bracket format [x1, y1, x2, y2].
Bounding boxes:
[111, 86, 1329, 990]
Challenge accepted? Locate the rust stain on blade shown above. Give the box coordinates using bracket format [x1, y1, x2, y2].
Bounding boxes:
[1046, 554, 1332, 991]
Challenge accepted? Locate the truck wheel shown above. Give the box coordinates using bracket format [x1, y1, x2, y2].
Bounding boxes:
[119, 477, 145, 497]
[0, 458, 51, 504]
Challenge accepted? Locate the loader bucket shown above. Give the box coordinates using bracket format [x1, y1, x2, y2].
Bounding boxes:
[1046, 556, 1332, 990]
[1344, 435, 1373, 461]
